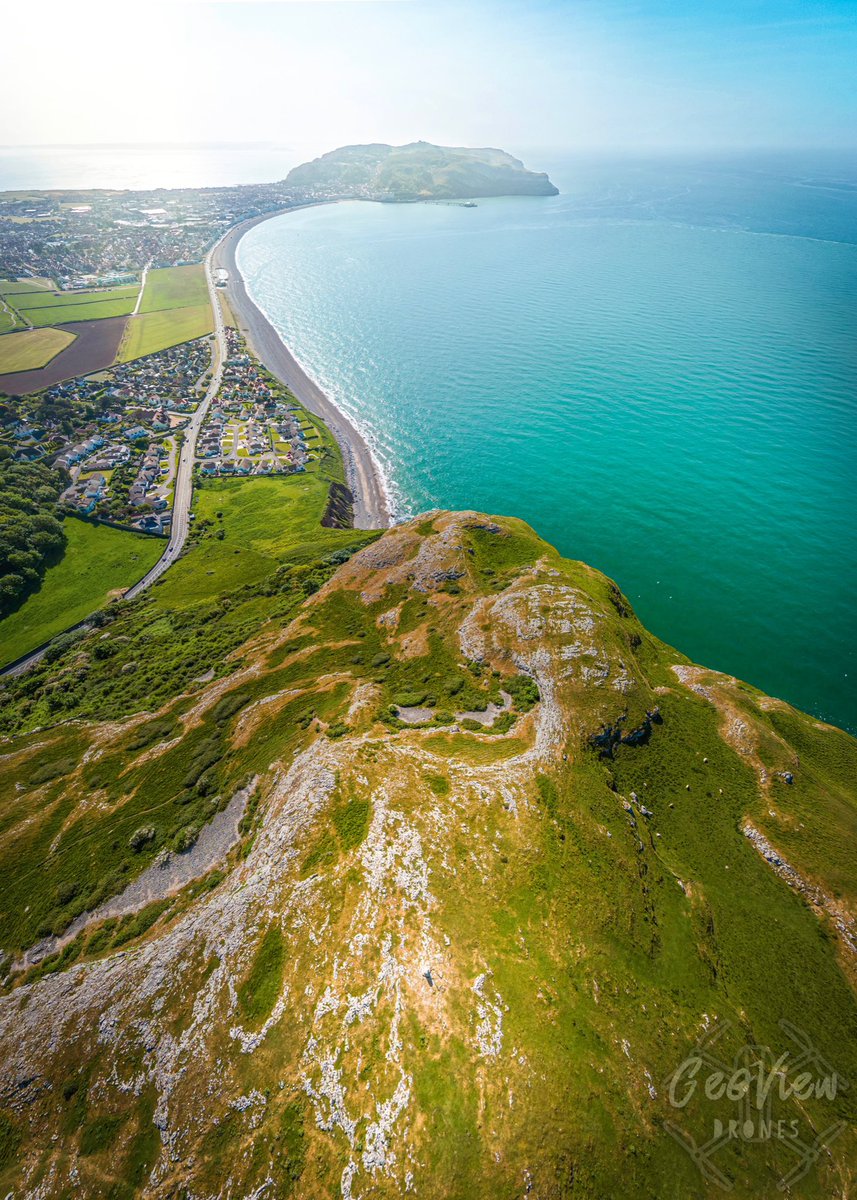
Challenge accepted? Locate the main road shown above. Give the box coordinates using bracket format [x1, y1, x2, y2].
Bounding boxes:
[124, 242, 226, 598]
[1, 240, 227, 678]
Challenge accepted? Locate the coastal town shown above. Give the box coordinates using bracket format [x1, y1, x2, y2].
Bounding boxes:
[0, 326, 319, 539]
[0, 181, 297, 289]
[195, 327, 319, 480]
[0, 152, 389, 680]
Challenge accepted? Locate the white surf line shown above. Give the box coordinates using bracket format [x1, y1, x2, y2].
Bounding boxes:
[132, 260, 152, 315]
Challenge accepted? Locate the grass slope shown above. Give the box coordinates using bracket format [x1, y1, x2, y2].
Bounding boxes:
[0, 327, 76, 372]
[0, 518, 163, 668]
[0, 508, 855, 1199]
[116, 304, 213, 363]
[0, 403, 376, 956]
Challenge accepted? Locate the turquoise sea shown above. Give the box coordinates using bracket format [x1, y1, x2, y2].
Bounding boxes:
[238, 153, 857, 732]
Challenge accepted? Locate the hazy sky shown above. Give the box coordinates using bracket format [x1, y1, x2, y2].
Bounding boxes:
[3, 0, 857, 153]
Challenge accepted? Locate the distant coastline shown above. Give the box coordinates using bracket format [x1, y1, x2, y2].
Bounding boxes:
[213, 207, 392, 530]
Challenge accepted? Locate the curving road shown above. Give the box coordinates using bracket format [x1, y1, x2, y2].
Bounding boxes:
[2, 240, 227, 677]
[124, 242, 226, 599]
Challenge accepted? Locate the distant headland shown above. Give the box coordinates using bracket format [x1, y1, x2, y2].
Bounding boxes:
[284, 141, 559, 202]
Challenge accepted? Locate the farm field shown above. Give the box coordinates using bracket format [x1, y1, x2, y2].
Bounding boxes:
[0, 277, 53, 294]
[0, 327, 76, 373]
[1, 281, 138, 329]
[20, 296, 137, 326]
[8, 285, 137, 310]
[140, 264, 208, 313]
[0, 317, 127, 396]
[0, 518, 164, 669]
[116, 303, 213, 362]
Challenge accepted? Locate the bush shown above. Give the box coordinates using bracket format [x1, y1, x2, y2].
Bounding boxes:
[173, 825, 199, 854]
[27, 754, 77, 786]
[43, 627, 88, 664]
[126, 716, 176, 752]
[332, 797, 371, 851]
[505, 673, 540, 712]
[213, 692, 250, 724]
[129, 826, 156, 851]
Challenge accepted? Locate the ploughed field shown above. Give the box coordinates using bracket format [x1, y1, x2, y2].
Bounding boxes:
[0, 264, 213, 392]
[0, 316, 128, 394]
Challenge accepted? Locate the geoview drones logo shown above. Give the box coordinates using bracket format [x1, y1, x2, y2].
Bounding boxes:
[663, 1019, 847, 1190]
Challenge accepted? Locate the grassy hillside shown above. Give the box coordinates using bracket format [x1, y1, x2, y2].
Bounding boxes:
[0, 518, 163, 668]
[286, 141, 559, 199]
[0, 497, 854, 1197]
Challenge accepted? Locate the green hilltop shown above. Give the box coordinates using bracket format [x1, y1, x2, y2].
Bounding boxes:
[0, 442, 855, 1195]
[285, 141, 560, 201]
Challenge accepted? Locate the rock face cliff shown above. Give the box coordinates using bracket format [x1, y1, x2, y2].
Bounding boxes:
[285, 142, 559, 201]
[0, 512, 855, 1197]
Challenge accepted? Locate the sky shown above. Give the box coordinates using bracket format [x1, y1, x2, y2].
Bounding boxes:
[2, 0, 857, 154]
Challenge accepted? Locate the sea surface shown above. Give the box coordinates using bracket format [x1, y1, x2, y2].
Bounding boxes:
[0, 143, 300, 191]
[238, 152, 857, 732]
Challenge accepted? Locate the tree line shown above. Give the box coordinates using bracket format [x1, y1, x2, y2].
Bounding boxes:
[0, 455, 68, 619]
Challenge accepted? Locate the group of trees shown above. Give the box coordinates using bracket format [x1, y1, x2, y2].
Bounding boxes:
[0, 456, 68, 619]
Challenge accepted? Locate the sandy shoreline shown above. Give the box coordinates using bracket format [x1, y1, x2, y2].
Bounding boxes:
[213, 208, 391, 529]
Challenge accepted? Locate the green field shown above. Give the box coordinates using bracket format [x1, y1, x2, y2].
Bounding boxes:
[0, 519, 163, 668]
[140, 264, 208, 313]
[20, 297, 137, 327]
[0, 327, 76, 372]
[2, 283, 138, 329]
[9, 286, 137, 310]
[0, 277, 54, 294]
[116, 303, 213, 362]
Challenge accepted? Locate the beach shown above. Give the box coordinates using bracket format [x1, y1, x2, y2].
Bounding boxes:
[213, 210, 391, 529]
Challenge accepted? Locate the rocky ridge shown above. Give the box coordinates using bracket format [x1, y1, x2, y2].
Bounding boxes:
[0, 511, 855, 1197]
